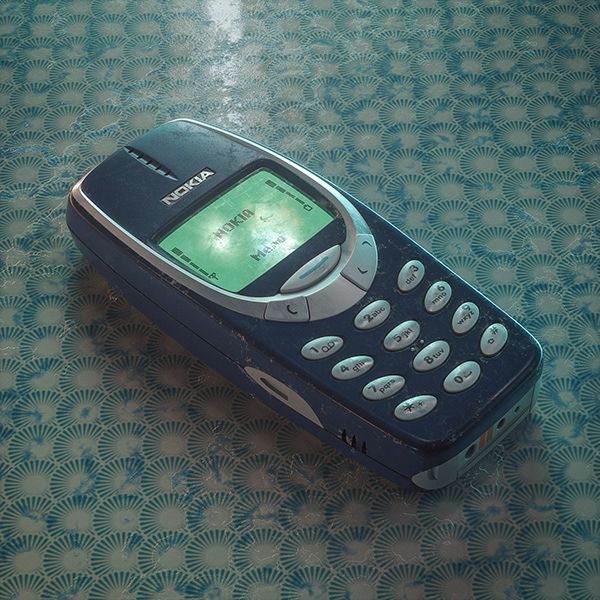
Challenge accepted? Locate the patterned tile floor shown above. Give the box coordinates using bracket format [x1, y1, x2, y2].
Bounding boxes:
[1, 0, 599, 598]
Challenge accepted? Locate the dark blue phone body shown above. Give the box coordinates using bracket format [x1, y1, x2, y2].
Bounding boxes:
[67, 119, 542, 490]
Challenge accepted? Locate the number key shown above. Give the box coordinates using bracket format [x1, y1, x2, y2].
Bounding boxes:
[384, 320, 421, 351]
[332, 356, 374, 380]
[451, 302, 480, 334]
[443, 361, 481, 393]
[424, 281, 452, 313]
[362, 375, 405, 400]
[397, 260, 425, 292]
[301, 336, 344, 360]
[354, 300, 391, 330]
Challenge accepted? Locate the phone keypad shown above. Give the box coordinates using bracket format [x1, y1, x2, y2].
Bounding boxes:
[299, 258, 510, 423]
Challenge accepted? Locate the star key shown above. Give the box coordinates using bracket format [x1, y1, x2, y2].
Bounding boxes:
[394, 395, 438, 421]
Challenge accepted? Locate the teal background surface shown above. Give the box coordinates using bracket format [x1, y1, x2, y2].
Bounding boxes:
[1, 1, 599, 598]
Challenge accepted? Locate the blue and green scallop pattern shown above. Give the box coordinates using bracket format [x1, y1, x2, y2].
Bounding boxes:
[1, 0, 599, 598]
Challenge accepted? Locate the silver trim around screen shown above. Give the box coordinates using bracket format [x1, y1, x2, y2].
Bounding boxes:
[70, 119, 376, 320]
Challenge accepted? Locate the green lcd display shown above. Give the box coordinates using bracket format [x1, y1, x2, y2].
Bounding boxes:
[158, 169, 335, 292]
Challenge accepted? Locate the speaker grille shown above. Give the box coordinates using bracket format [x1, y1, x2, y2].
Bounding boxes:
[124, 146, 176, 180]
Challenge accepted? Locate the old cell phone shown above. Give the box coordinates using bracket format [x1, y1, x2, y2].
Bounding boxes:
[67, 119, 542, 490]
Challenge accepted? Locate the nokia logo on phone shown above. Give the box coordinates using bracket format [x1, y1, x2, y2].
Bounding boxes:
[161, 168, 215, 206]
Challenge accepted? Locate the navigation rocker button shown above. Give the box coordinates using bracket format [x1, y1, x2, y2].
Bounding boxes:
[301, 336, 344, 360]
[265, 297, 309, 322]
[341, 234, 377, 291]
[331, 355, 374, 380]
[280, 245, 341, 294]
[394, 395, 437, 421]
